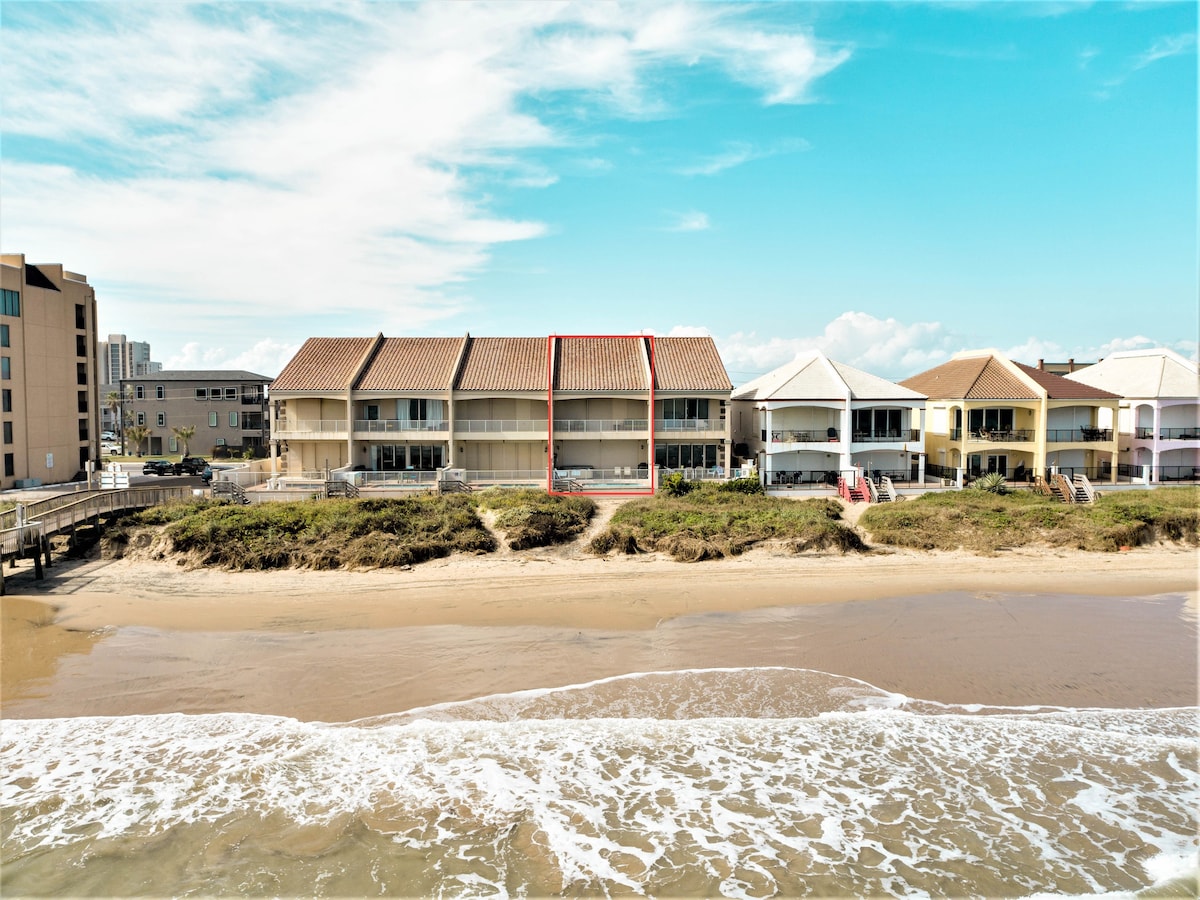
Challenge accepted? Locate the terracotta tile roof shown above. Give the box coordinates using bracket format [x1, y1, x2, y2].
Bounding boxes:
[554, 337, 648, 391]
[652, 337, 732, 391]
[1013, 362, 1120, 400]
[356, 337, 463, 391]
[456, 337, 548, 391]
[271, 337, 375, 391]
[901, 356, 1038, 400]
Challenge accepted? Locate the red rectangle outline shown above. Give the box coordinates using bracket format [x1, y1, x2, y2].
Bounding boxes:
[546, 334, 656, 497]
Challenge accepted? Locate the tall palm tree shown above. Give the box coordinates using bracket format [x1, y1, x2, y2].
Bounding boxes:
[171, 424, 196, 457]
[126, 425, 151, 457]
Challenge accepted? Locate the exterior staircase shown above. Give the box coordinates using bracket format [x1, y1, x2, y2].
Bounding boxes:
[325, 479, 360, 499]
[837, 474, 869, 503]
[211, 480, 250, 505]
[1038, 472, 1095, 504]
[438, 478, 473, 494]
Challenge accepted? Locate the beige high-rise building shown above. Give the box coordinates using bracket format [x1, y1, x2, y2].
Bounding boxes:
[0, 253, 101, 488]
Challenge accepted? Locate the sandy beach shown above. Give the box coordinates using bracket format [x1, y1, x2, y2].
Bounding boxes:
[3, 543, 1196, 721]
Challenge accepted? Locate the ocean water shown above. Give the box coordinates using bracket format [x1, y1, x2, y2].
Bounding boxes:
[3, 668, 1197, 898]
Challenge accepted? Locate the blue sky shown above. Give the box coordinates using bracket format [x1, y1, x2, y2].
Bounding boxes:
[2, 1, 1195, 384]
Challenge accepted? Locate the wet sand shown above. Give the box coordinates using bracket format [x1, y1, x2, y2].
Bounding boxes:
[2, 545, 1197, 722]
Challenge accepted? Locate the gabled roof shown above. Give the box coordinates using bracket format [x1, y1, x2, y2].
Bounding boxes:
[457, 338, 547, 391]
[901, 351, 1119, 401]
[1065, 349, 1200, 400]
[357, 337, 463, 391]
[653, 337, 732, 391]
[554, 337, 647, 391]
[733, 350, 923, 402]
[271, 337, 375, 391]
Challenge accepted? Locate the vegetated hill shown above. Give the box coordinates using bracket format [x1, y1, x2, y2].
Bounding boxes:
[103, 495, 496, 570]
[473, 488, 596, 551]
[588, 478, 866, 562]
[859, 486, 1199, 553]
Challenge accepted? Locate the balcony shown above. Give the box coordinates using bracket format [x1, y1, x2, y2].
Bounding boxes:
[1136, 426, 1200, 440]
[353, 419, 449, 437]
[655, 418, 724, 435]
[769, 429, 840, 444]
[1047, 427, 1112, 442]
[274, 418, 347, 439]
[851, 429, 921, 444]
[552, 418, 648, 435]
[453, 419, 548, 435]
[969, 428, 1034, 442]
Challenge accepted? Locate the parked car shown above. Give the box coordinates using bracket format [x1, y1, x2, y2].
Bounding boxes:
[101, 431, 116, 441]
[202, 464, 213, 484]
[142, 459, 175, 476]
[174, 456, 207, 476]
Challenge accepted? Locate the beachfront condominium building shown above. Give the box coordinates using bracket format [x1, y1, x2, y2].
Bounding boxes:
[730, 350, 927, 489]
[0, 253, 101, 488]
[269, 334, 733, 488]
[121, 370, 271, 457]
[1064, 348, 1199, 483]
[900, 349, 1121, 482]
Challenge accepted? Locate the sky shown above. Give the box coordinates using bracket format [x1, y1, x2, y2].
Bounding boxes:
[2, 1, 1196, 386]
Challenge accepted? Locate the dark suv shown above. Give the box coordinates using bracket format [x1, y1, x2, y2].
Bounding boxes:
[174, 456, 207, 476]
[142, 459, 175, 476]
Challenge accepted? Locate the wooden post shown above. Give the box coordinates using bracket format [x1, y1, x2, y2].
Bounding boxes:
[33, 530, 43, 580]
[42, 533, 51, 570]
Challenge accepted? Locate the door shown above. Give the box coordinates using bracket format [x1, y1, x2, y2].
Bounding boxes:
[986, 454, 1007, 476]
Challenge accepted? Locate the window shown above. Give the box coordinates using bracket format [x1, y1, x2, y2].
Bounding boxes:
[4, 453, 13, 477]
[78, 391, 88, 413]
[408, 444, 444, 470]
[157, 412, 166, 427]
[136, 412, 145, 426]
[214, 437, 226, 446]
[968, 408, 1016, 435]
[0, 324, 9, 347]
[209, 412, 218, 427]
[1, 357, 9, 380]
[79, 420, 89, 441]
[75, 304, 86, 329]
[77, 362, 88, 385]
[229, 411, 238, 427]
[3, 422, 11, 444]
[76, 334, 87, 357]
[225, 387, 237, 400]
[852, 409, 903, 438]
[155, 385, 165, 400]
[79, 447, 90, 470]
[2, 390, 10, 413]
[168, 437, 178, 453]
[661, 398, 709, 422]
[195, 388, 208, 400]
[135, 385, 145, 400]
[1, 289, 19, 317]
[655, 443, 718, 469]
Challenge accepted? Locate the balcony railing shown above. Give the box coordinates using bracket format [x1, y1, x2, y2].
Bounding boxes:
[552, 418, 648, 433]
[1047, 427, 1112, 442]
[769, 429, 840, 443]
[453, 419, 547, 433]
[1136, 426, 1200, 440]
[275, 419, 347, 434]
[851, 429, 921, 443]
[655, 418, 721, 432]
[353, 419, 449, 433]
[969, 428, 1034, 442]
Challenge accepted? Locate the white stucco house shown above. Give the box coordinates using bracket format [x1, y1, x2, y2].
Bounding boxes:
[1065, 348, 1199, 483]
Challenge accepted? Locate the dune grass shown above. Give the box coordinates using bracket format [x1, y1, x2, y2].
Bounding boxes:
[859, 486, 1199, 553]
[473, 488, 596, 550]
[104, 495, 496, 570]
[588, 483, 865, 561]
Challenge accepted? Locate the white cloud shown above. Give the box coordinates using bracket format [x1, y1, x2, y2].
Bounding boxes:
[1, 1, 850, 362]
[1131, 33, 1197, 71]
[663, 210, 711, 232]
[676, 137, 811, 176]
[167, 338, 302, 378]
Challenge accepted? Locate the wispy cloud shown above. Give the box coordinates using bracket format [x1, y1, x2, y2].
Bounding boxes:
[1095, 31, 1196, 96]
[663, 210, 711, 232]
[676, 137, 811, 177]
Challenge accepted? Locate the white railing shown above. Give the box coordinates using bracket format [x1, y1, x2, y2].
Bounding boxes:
[1073, 473, 1096, 503]
[655, 419, 720, 432]
[552, 419, 648, 433]
[276, 419, 347, 434]
[356, 470, 439, 486]
[353, 419, 448, 433]
[466, 469, 547, 483]
[453, 419, 547, 433]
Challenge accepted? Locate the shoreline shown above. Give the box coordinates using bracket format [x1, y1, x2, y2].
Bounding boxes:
[2, 545, 1197, 721]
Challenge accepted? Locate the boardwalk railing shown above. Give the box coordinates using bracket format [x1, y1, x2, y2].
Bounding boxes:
[0, 486, 196, 544]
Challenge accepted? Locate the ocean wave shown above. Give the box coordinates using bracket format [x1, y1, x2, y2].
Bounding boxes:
[3, 669, 1198, 897]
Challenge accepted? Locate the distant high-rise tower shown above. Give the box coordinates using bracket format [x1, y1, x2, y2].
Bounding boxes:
[99, 333, 161, 383]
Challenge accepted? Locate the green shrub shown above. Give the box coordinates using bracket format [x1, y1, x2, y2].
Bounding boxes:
[718, 476, 765, 495]
[659, 472, 694, 497]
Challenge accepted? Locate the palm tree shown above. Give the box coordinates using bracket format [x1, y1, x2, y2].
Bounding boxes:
[171, 424, 196, 457]
[126, 424, 151, 457]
